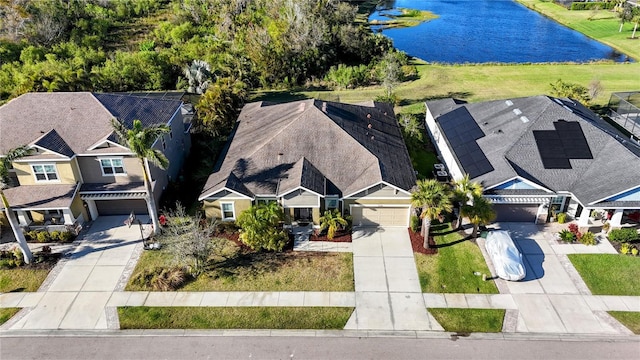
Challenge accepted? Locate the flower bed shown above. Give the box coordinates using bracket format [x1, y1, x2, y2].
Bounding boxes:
[408, 228, 437, 255]
[311, 229, 352, 242]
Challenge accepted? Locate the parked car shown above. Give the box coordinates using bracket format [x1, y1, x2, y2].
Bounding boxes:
[485, 230, 526, 281]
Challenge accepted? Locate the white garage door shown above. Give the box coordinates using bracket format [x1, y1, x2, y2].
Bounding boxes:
[493, 204, 539, 222]
[351, 206, 409, 227]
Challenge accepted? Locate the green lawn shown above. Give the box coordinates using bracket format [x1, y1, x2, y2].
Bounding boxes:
[430, 308, 505, 333]
[415, 224, 498, 294]
[126, 245, 354, 292]
[517, 0, 640, 61]
[568, 254, 640, 295]
[118, 307, 354, 330]
[0, 308, 20, 325]
[0, 268, 51, 293]
[608, 311, 640, 334]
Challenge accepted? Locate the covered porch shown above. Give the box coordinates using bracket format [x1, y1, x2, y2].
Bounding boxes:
[1, 183, 85, 232]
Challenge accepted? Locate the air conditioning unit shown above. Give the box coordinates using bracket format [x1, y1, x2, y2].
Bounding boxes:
[434, 163, 445, 171]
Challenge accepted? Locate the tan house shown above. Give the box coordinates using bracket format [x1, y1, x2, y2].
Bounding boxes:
[198, 99, 416, 227]
[0, 92, 191, 232]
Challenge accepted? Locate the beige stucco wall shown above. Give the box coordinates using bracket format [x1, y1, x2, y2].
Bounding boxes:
[203, 199, 252, 220]
[312, 208, 320, 225]
[70, 194, 88, 223]
[13, 160, 78, 185]
[77, 156, 144, 184]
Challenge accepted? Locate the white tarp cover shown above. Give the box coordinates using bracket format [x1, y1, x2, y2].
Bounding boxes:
[485, 230, 526, 281]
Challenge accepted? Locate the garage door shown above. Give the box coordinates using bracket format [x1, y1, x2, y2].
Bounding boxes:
[95, 199, 148, 216]
[351, 206, 409, 227]
[493, 204, 539, 222]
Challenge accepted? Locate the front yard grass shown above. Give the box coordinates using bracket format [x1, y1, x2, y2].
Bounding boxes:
[568, 254, 640, 295]
[429, 308, 504, 333]
[415, 224, 498, 294]
[0, 308, 20, 325]
[0, 267, 52, 293]
[118, 306, 354, 329]
[126, 243, 354, 292]
[608, 311, 640, 334]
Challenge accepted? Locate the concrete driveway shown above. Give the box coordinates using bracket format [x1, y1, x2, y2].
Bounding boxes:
[484, 222, 628, 334]
[4, 216, 149, 330]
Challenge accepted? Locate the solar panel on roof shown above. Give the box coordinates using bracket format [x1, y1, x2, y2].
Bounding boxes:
[533, 120, 592, 169]
[438, 107, 494, 178]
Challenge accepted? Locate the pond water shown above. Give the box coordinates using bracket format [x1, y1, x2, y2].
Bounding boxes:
[370, 0, 629, 63]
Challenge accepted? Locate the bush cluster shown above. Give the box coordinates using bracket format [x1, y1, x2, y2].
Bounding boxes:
[0, 248, 24, 268]
[25, 230, 75, 243]
[570, 2, 616, 10]
[608, 228, 640, 243]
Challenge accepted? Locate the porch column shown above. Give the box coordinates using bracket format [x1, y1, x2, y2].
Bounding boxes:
[86, 199, 99, 221]
[578, 207, 591, 227]
[609, 209, 624, 227]
[16, 210, 30, 226]
[62, 209, 74, 225]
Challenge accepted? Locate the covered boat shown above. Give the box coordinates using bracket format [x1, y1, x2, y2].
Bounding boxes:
[485, 230, 526, 281]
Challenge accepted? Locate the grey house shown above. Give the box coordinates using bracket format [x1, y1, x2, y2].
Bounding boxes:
[425, 95, 640, 228]
[199, 99, 416, 227]
[0, 92, 191, 230]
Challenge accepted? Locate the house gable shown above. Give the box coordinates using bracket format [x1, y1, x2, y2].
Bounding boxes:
[345, 183, 411, 199]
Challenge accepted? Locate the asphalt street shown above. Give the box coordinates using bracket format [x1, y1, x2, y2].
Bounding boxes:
[1, 335, 638, 360]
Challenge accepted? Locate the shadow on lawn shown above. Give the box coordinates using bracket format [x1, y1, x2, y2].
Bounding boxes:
[398, 91, 473, 107]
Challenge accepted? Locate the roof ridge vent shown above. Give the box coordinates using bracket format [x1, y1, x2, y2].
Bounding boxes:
[505, 100, 513, 106]
[513, 108, 522, 116]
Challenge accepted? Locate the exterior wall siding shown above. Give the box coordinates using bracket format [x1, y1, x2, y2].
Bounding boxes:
[203, 199, 252, 220]
[77, 156, 144, 184]
[282, 190, 319, 207]
[425, 107, 464, 181]
[70, 194, 88, 223]
[348, 184, 409, 199]
[13, 160, 78, 185]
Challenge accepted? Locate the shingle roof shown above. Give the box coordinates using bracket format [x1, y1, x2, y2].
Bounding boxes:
[199, 99, 416, 200]
[427, 95, 640, 205]
[0, 92, 182, 156]
[2, 184, 78, 209]
[33, 129, 74, 158]
[277, 157, 326, 196]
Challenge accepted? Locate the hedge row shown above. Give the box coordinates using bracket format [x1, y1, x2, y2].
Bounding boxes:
[570, 2, 616, 10]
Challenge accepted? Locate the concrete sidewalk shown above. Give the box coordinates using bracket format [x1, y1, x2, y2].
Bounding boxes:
[344, 227, 443, 331]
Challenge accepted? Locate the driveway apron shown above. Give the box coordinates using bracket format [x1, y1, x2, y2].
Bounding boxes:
[8, 216, 149, 330]
[345, 227, 443, 331]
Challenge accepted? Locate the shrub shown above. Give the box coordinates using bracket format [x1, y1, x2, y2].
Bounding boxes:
[570, 2, 616, 10]
[215, 221, 240, 234]
[410, 215, 420, 232]
[608, 228, 639, 243]
[559, 229, 575, 243]
[151, 267, 188, 291]
[556, 212, 567, 224]
[568, 223, 579, 234]
[602, 222, 611, 233]
[59, 231, 75, 243]
[620, 243, 631, 255]
[36, 231, 50, 243]
[25, 230, 38, 241]
[632, 247, 639, 256]
[49, 231, 61, 242]
[580, 231, 597, 246]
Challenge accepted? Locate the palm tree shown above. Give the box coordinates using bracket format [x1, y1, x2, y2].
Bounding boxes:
[452, 175, 483, 229]
[319, 209, 348, 240]
[461, 194, 496, 239]
[1, 145, 34, 263]
[111, 119, 170, 235]
[411, 179, 453, 249]
[256, 201, 284, 225]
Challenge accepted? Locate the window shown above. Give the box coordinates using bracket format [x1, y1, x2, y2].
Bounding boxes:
[221, 202, 235, 220]
[325, 196, 339, 209]
[31, 164, 58, 181]
[100, 158, 126, 176]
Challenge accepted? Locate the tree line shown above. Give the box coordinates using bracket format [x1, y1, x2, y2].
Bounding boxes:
[0, 0, 411, 135]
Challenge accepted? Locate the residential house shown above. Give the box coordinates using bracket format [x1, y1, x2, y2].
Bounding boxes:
[0, 92, 190, 233]
[198, 99, 416, 227]
[425, 95, 640, 228]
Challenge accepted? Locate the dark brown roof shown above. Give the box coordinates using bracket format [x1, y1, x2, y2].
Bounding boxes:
[199, 99, 416, 200]
[2, 184, 78, 209]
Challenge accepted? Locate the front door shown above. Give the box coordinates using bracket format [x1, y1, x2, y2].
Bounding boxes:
[294, 208, 312, 222]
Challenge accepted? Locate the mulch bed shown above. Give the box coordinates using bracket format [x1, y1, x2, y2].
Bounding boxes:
[408, 228, 437, 255]
[609, 240, 639, 254]
[310, 230, 352, 243]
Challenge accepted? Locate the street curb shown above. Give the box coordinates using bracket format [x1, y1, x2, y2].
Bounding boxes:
[1, 328, 638, 342]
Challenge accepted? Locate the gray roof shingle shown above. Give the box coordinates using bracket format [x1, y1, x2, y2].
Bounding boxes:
[199, 99, 416, 200]
[0, 92, 182, 156]
[427, 95, 640, 205]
